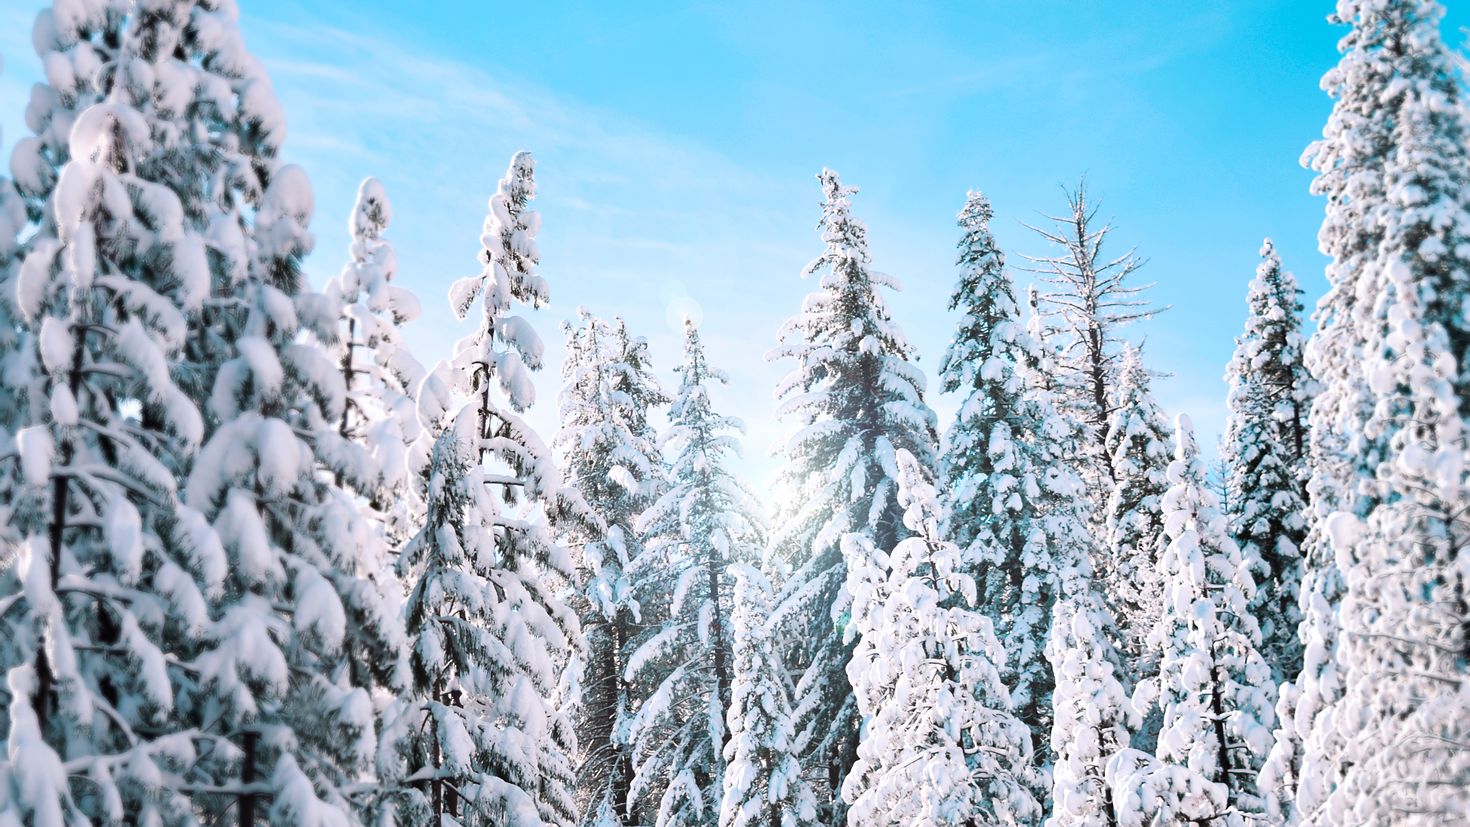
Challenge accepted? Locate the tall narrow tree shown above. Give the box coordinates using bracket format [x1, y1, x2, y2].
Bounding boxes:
[558, 312, 668, 827]
[627, 321, 761, 827]
[939, 190, 1094, 772]
[0, 1, 376, 821]
[765, 170, 938, 822]
[0, 98, 212, 825]
[1100, 347, 1173, 669]
[326, 177, 426, 549]
[1268, 3, 1470, 820]
[385, 152, 586, 826]
[1221, 239, 1311, 685]
[843, 449, 1041, 826]
[1293, 1, 1470, 820]
[1146, 415, 1275, 825]
[719, 564, 818, 827]
[1023, 183, 1164, 493]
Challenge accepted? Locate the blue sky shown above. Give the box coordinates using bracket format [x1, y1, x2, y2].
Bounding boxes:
[4, 1, 1466, 483]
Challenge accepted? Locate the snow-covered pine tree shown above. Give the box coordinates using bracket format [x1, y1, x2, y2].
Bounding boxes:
[181, 158, 410, 823]
[626, 321, 761, 827]
[558, 311, 668, 827]
[938, 190, 1094, 774]
[1221, 239, 1311, 686]
[1288, 1, 1470, 820]
[719, 563, 817, 827]
[1142, 414, 1274, 825]
[385, 152, 586, 826]
[765, 169, 938, 822]
[1100, 347, 1173, 669]
[1022, 183, 1165, 495]
[939, 189, 1010, 557]
[326, 177, 426, 547]
[1044, 575, 1137, 827]
[1264, 3, 1470, 820]
[0, 98, 213, 824]
[0, 49, 33, 594]
[843, 448, 1041, 827]
[388, 153, 588, 827]
[0, 3, 406, 821]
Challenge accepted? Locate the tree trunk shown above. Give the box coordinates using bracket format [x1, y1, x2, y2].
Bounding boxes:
[240, 729, 259, 827]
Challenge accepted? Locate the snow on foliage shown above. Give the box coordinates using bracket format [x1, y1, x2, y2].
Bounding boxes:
[1045, 581, 1137, 827]
[0, 2, 378, 822]
[557, 311, 668, 827]
[843, 448, 1041, 826]
[720, 564, 817, 827]
[1269, 2, 1470, 821]
[1222, 239, 1312, 687]
[1284, 2, 1470, 821]
[764, 169, 938, 821]
[1140, 415, 1274, 825]
[326, 177, 427, 548]
[385, 153, 585, 827]
[939, 190, 1097, 776]
[1100, 347, 1173, 675]
[627, 321, 763, 827]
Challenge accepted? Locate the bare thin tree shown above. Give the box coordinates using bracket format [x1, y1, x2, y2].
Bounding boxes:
[1022, 181, 1166, 485]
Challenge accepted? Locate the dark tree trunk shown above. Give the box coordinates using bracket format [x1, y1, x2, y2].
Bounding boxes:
[240, 729, 259, 827]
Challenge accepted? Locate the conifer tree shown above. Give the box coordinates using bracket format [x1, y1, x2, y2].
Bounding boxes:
[558, 312, 668, 827]
[1044, 580, 1137, 827]
[1022, 184, 1164, 492]
[843, 449, 1041, 827]
[1100, 347, 1173, 667]
[1291, 2, 1470, 820]
[385, 152, 585, 826]
[0, 2, 353, 821]
[1144, 415, 1274, 825]
[719, 564, 818, 827]
[938, 190, 1092, 772]
[0, 98, 213, 826]
[1267, 3, 1470, 820]
[627, 321, 761, 827]
[326, 177, 426, 547]
[1221, 239, 1311, 685]
[765, 170, 938, 822]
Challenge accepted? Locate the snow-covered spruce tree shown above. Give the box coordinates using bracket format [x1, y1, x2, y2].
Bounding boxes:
[939, 190, 1097, 774]
[1022, 183, 1164, 494]
[765, 169, 938, 822]
[0, 99, 214, 824]
[1264, 3, 1470, 820]
[1044, 575, 1137, 827]
[313, 178, 419, 713]
[181, 159, 412, 822]
[843, 448, 1041, 827]
[938, 189, 1011, 559]
[1100, 347, 1172, 669]
[1140, 415, 1274, 825]
[1290, 1, 1470, 819]
[384, 152, 586, 826]
[558, 312, 669, 827]
[325, 177, 426, 547]
[1221, 239, 1311, 687]
[719, 563, 817, 827]
[626, 320, 761, 827]
[1262, 0, 1401, 817]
